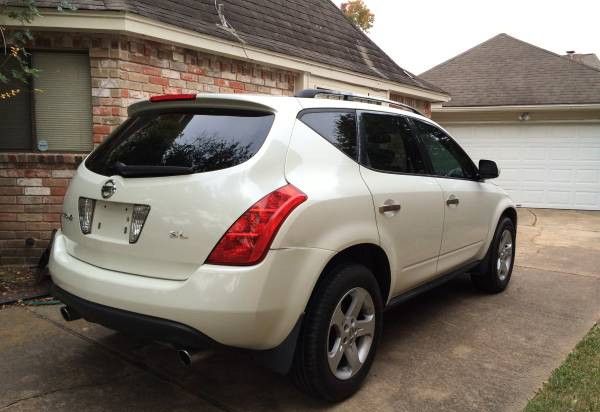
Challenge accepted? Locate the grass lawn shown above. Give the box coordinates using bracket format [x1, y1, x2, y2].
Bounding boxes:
[525, 324, 600, 412]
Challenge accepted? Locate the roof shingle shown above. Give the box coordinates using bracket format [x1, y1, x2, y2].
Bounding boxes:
[420, 33, 600, 107]
[32, 0, 443, 94]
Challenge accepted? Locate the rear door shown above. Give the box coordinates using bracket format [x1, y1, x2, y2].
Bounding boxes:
[357, 111, 445, 295]
[61, 103, 294, 280]
[413, 119, 492, 273]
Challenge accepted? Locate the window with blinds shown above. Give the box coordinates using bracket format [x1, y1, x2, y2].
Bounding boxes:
[0, 51, 93, 152]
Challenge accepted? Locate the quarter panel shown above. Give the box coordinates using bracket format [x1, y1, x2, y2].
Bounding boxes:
[274, 121, 380, 255]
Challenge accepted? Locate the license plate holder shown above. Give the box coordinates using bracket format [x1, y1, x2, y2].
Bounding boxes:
[92, 200, 134, 241]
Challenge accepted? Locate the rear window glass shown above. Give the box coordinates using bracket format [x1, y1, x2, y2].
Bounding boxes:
[86, 109, 275, 177]
[299, 111, 357, 159]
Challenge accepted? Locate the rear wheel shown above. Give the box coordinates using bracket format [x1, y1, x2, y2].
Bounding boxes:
[471, 217, 516, 293]
[291, 263, 383, 401]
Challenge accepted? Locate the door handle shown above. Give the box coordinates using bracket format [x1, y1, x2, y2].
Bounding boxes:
[378, 203, 401, 214]
[446, 195, 460, 206]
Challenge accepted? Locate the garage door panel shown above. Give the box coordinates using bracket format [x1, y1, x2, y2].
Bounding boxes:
[446, 123, 600, 210]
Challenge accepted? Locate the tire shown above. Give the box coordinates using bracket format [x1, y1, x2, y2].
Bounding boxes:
[471, 216, 516, 293]
[291, 263, 383, 402]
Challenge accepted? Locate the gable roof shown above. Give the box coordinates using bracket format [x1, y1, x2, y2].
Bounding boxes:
[33, 0, 443, 94]
[420, 33, 600, 107]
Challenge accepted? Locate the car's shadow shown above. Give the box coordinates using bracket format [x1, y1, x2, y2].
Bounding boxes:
[89, 274, 486, 411]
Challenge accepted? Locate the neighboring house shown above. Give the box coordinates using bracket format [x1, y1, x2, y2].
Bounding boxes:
[0, 0, 448, 265]
[421, 33, 600, 211]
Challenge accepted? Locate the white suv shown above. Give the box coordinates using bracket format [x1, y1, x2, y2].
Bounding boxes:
[49, 90, 516, 401]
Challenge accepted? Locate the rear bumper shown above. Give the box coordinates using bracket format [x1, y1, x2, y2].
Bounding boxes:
[49, 231, 333, 350]
[52, 285, 214, 349]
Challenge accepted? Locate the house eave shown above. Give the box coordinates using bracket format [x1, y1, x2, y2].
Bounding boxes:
[434, 103, 600, 113]
[1, 9, 450, 103]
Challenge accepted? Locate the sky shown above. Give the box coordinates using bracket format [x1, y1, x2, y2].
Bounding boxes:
[332, 0, 600, 75]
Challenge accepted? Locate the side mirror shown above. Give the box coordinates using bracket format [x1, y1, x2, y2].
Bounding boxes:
[479, 159, 499, 179]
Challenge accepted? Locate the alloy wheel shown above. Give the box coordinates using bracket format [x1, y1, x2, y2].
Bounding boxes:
[496, 229, 513, 281]
[326, 287, 375, 380]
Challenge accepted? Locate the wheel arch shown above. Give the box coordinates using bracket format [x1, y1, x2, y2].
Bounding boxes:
[313, 243, 392, 305]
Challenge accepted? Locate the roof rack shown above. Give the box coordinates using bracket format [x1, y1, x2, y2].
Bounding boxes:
[294, 88, 425, 116]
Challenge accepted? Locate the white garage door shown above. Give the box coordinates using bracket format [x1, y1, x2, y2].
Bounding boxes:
[445, 123, 600, 210]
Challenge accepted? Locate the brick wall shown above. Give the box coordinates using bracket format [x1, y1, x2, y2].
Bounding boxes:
[0, 31, 297, 266]
[0, 153, 82, 265]
[0, 30, 432, 266]
[390, 92, 432, 118]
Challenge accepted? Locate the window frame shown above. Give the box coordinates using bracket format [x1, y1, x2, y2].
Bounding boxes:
[356, 109, 429, 177]
[410, 118, 481, 182]
[297, 108, 359, 162]
[0, 49, 92, 153]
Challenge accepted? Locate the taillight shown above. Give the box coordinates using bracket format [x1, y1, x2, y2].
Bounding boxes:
[149, 93, 196, 102]
[129, 205, 151, 244]
[206, 184, 307, 266]
[78, 197, 96, 235]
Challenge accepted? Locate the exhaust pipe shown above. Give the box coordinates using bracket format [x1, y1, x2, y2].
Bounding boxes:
[177, 349, 212, 367]
[60, 306, 81, 322]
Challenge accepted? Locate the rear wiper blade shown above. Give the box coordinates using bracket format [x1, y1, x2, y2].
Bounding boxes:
[113, 162, 194, 177]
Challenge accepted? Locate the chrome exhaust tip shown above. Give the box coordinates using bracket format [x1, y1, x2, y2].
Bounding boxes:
[60, 306, 81, 322]
[177, 349, 212, 367]
[177, 349, 193, 367]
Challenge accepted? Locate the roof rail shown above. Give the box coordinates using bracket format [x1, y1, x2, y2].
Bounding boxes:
[294, 88, 425, 116]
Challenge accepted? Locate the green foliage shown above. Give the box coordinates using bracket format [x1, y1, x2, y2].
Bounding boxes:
[0, 0, 76, 96]
[525, 325, 600, 412]
[340, 0, 375, 33]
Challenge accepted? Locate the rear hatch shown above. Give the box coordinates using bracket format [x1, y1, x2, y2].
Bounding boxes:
[60, 96, 296, 280]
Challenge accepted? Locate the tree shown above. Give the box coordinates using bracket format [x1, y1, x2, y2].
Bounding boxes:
[340, 0, 374, 33]
[0, 0, 75, 100]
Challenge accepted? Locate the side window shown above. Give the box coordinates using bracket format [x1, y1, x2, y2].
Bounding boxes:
[299, 111, 357, 159]
[360, 112, 426, 174]
[415, 121, 477, 179]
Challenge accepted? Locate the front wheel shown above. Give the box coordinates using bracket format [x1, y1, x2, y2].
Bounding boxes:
[291, 263, 383, 401]
[471, 216, 516, 293]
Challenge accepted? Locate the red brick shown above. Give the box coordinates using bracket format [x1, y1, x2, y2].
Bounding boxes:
[24, 169, 52, 178]
[42, 178, 69, 187]
[50, 187, 67, 196]
[0, 213, 17, 221]
[0, 204, 23, 213]
[93, 125, 111, 134]
[0, 187, 23, 196]
[149, 76, 169, 86]
[229, 81, 244, 90]
[143, 66, 161, 76]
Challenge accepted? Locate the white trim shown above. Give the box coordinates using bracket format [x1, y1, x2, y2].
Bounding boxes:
[434, 103, 600, 113]
[439, 120, 600, 125]
[2, 10, 449, 102]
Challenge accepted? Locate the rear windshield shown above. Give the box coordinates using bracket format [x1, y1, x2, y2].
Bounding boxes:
[85, 109, 275, 177]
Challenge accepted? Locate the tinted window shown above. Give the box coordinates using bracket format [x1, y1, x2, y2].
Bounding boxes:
[86, 109, 274, 177]
[360, 112, 426, 174]
[414, 120, 477, 179]
[300, 111, 357, 159]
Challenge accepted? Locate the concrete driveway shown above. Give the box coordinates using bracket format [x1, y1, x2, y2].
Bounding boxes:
[1, 209, 600, 411]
